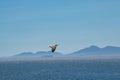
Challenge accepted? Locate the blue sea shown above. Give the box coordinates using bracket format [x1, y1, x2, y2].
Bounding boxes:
[0, 58, 120, 80]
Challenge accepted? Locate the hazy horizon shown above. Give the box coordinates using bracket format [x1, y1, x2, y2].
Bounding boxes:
[0, 0, 120, 57]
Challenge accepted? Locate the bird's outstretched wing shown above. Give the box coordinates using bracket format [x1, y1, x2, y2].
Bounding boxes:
[49, 44, 58, 52]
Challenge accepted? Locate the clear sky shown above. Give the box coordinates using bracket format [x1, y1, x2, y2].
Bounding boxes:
[0, 0, 120, 57]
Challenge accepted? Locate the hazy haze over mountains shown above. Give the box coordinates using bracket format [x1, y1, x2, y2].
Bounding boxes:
[14, 51, 63, 58]
[13, 45, 120, 58]
[69, 45, 120, 56]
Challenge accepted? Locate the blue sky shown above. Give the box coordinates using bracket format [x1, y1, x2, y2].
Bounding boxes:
[0, 0, 120, 56]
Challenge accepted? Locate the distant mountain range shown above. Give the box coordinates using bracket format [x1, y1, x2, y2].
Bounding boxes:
[13, 51, 63, 58]
[69, 45, 120, 56]
[13, 45, 120, 58]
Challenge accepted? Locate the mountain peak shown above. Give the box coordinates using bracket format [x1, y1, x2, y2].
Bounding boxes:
[14, 52, 34, 57]
[80, 45, 100, 52]
[90, 45, 100, 48]
[104, 46, 120, 49]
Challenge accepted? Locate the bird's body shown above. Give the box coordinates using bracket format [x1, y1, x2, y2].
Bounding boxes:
[49, 44, 58, 52]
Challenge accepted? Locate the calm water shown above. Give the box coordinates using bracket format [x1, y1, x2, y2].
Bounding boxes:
[0, 58, 120, 80]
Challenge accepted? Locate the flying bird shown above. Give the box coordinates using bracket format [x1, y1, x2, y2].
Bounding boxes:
[49, 44, 58, 52]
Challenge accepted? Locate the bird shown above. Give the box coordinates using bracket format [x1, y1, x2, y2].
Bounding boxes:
[49, 44, 58, 52]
